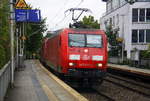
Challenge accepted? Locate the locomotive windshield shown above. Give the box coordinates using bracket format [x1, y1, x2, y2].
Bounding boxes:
[69, 34, 102, 48]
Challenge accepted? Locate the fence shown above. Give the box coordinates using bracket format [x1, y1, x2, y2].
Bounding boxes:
[108, 57, 150, 68]
[108, 57, 123, 64]
[0, 62, 11, 101]
[140, 59, 150, 67]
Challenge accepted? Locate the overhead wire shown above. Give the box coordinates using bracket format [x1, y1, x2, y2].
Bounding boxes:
[75, 0, 84, 8]
[56, 0, 84, 24]
[50, 0, 69, 23]
[51, 0, 84, 30]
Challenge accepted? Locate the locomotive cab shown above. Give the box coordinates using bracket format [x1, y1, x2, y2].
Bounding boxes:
[41, 28, 108, 85]
[64, 29, 108, 79]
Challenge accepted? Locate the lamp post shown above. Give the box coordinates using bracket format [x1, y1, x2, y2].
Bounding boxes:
[120, 14, 125, 62]
[10, 0, 15, 85]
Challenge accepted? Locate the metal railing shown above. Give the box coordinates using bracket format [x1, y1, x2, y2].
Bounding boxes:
[0, 62, 11, 101]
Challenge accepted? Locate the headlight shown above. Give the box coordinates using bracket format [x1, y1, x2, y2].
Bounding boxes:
[69, 55, 80, 60]
[69, 62, 74, 66]
[92, 56, 103, 61]
[97, 63, 103, 67]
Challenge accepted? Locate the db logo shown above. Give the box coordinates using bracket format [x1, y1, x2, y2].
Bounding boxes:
[82, 55, 90, 60]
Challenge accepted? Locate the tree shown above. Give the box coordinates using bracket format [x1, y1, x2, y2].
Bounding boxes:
[0, 0, 10, 68]
[140, 44, 150, 59]
[80, 16, 100, 29]
[25, 18, 47, 58]
[72, 15, 100, 29]
[105, 25, 122, 56]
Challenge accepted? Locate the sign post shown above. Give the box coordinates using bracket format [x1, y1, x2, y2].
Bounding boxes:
[14, 0, 41, 69]
[10, 0, 15, 86]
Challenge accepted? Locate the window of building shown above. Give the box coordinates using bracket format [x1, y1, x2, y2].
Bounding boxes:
[132, 9, 138, 22]
[132, 29, 150, 43]
[139, 9, 145, 22]
[106, 1, 112, 13]
[137, 0, 150, 1]
[112, 0, 119, 9]
[132, 30, 138, 43]
[113, 16, 115, 27]
[132, 8, 150, 22]
[116, 14, 119, 25]
[146, 30, 150, 43]
[109, 18, 112, 25]
[120, 0, 126, 6]
[146, 8, 150, 22]
[139, 30, 145, 43]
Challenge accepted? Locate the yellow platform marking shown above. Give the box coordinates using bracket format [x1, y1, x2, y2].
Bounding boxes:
[35, 60, 89, 101]
[39, 79, 59, 101]
[31, 61, 59, 101]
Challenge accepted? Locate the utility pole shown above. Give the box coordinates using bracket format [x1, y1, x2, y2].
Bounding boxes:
[10, 0, 15, 85]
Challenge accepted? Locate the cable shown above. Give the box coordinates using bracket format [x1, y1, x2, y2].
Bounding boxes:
[50, 0, 69, 22]
[75, 0, 84, 8]
[50, 11, 71, 30]
[50, 0, 84, 30]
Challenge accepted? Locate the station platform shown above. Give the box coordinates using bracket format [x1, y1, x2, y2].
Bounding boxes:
[4, 60, 88, 101]
[108, 64, 150, 78]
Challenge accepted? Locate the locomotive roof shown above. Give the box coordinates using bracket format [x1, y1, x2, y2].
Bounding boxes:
[65, 28, 104, 32]
[45, 28, 104, 39]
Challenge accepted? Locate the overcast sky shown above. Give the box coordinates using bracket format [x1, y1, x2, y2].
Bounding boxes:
[26, 0, 106, 31]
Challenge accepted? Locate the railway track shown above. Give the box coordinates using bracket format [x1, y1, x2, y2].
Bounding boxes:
[44, 61, 150, 101]
[76, 73, 150, 101]
[75, 87, 115, 101]
[107, 74, 150, 90]
[92, 88, 115, 101]
[104, 73, 150, 98]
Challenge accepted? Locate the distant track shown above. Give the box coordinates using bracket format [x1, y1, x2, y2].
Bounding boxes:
[107, 74, 150, 89]
[104, 77, 150, 98]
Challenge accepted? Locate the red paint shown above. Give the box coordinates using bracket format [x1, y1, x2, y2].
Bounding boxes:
[41, 28, 108, 75]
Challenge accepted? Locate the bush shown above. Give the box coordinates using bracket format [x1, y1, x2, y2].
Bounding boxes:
[140, 44, 150, 59]
[0, 45, 6, 69]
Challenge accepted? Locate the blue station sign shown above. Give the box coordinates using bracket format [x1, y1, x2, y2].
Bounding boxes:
[15, 9, 27, 22]
[15, 9, 41, 23]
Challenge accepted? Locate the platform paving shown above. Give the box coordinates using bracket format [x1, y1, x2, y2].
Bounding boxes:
[108, 64, 150, 76]
[4, 60, 88, 101]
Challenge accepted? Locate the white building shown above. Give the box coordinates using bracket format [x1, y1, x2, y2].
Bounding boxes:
[100, 0, 150, 60]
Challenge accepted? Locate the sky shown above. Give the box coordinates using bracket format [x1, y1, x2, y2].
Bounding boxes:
[26, 0, 106, 31]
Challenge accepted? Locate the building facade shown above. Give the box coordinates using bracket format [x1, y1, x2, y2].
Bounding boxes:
[100, 0, 150, 60]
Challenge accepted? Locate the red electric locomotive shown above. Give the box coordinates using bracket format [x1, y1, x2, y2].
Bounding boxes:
[41, 28, 108, 84]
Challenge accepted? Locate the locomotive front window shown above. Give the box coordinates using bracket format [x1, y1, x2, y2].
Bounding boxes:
[69, 34, 85, 47]
[86, 35, 102, 48]
[69, 34, 102, 48]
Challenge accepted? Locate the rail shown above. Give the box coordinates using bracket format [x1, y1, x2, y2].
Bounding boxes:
[0, 62, 11, 101]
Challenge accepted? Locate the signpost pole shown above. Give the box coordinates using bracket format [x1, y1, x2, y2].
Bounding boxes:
[10, 0, 15, 86]
[16, 27, 19, 68]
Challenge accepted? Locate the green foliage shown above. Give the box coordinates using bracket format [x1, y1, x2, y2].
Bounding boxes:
[140, 44, 150, 58]
[25, 18, 47, 58]
[0, 45, 6, 69]
[79, 15, 100, 29]
[105, 25, 122, 56]
[0, 0, 10, 69]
